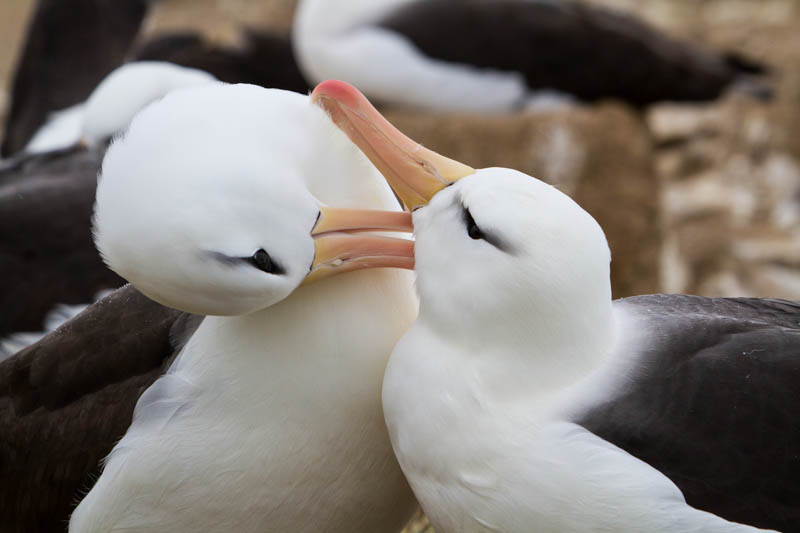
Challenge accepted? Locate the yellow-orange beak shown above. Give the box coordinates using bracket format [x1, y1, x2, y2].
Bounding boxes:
[304, 206, 414, 285]
[311, 80, 475, 211]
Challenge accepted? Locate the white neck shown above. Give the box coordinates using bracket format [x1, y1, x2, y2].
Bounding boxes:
[415, 293, 617, 410]
[179, 270, 415, 394]
[73, 268, 418, 531]
[382, 286, 622, 533]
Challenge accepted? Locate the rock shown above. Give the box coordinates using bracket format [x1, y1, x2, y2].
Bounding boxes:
[654, 89, 800, 297]
[750, 264, 800, 298]
[595, 0, 800, 299]
[732, 233, 800, 265]
[647, 103, 728, 146]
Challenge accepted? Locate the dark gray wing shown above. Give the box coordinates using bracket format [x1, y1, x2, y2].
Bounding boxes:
[1, 0, 149, 156]
[377, 0, 771, 106]
[0, 285, 201, 533]
[131, 30, 310, 94]
[577, 295, 800, 532]
[0, 147, 123, 338]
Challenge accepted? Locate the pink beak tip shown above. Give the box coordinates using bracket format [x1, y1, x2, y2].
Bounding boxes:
[311, 80, 366, 110]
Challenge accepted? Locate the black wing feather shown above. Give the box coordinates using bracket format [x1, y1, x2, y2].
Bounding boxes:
[577, 295, 800, 532]
[132, 30, 310, 94]
[0, 285, 199, 533]
[378, 0, 770, 106]
[0, 148, 124, 338]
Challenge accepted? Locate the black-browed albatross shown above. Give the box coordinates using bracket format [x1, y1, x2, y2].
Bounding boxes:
[313, 80, 799, 532]
[3, 83, 420, 532]
[295, 0, 771, 112]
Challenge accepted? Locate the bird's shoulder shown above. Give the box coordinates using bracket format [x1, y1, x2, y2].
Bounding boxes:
[618, 293, 800, 328]
[0, 284, 198, 412]
[0, 284, 201, 529]
[577, 293, 800, 530]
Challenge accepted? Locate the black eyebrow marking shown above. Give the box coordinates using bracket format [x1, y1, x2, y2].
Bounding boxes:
[205, 250, 285, 274]
[459, 201, 512, 253]
[206, 251, 242, 266]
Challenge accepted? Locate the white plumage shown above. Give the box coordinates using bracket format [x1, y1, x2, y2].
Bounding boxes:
[383, 171, 770, 532]
[294, 0, 770, 112]
[293, 0, 530, 112]
[70, 84, 418, 532]
[313, 80, 794, 533]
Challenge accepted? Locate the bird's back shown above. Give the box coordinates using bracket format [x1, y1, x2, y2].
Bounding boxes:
[378, 0, 769, 105]
[0, 147, 124, 339]
[578, 295, 800, 532]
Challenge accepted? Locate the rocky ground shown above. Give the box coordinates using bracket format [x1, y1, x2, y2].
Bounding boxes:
[597, 0, 800, 298]
[1, 1, 799, 531]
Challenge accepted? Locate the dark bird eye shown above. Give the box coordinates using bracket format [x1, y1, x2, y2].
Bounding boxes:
[464, 209, 483, 240]
[251, 249, 274, 273]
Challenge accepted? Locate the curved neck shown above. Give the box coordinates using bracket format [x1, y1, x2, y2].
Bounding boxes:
[418, 283, 617, 406]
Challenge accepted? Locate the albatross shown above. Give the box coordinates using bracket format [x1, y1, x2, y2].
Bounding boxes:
[295, 0, 771, 112]
[312, 80, 799, 532]
[2, 83, 420, 532]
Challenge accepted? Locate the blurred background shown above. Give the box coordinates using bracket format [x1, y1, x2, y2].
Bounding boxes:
[2, 0, 800, 304]
[1, 1, 799, 531]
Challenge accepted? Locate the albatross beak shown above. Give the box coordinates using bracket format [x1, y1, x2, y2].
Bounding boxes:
[303, 206, 415, 285]
[311, 80, 475, 211]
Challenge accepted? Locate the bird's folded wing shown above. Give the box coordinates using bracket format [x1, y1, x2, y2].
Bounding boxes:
[576, 294, 800, 531]
[0, 284, 201, 531]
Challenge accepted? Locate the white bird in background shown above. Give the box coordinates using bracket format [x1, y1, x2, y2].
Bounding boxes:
[313, 80, 798, 533]
[294, 0, 771, 113]
[5, 82, 421, 532]
[23, 61, 216, 155]
[0, 62, 219, 357]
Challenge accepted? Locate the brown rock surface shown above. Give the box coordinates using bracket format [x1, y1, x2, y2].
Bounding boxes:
[636, 0, 800, 297]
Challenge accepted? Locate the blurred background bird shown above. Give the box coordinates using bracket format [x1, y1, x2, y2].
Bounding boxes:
[1, 0, 799, 531]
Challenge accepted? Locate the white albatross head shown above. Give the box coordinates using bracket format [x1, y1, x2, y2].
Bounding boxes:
[407, 169, 612, 345]
[94, 83, 414, 316]
[313, 80, 615, 375]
